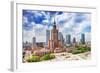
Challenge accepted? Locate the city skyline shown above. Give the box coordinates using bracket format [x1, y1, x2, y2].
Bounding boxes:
[23, 10, 91, 43]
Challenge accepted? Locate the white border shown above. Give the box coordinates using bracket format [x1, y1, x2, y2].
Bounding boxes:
[11, 1, 97, 72]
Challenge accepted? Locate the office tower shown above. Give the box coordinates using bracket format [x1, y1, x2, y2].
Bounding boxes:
[32, 37, 36, 47]
[58, 32, 64, 46]
[66, 34, 71, 45]
[72, 37, 76, 47]
[46, 30, 50, 46]
[73, 37, 76, 43]
[80, 33, 85, 44]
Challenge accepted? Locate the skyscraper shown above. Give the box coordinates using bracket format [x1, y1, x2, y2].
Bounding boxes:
[72, 37, 76, 47]
[58, 32, 64, 46]
[66, 34, 71, 45]
[73, 37, 76, 43]
[46, 30, 50, 46]
[48, 20, 62, 49]
[80, 33, 85, 44]
[32, 37, 36, 47]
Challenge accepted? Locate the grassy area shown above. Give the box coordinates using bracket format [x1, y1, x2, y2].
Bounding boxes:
[26, 55, 40, 62]
[26, 54, 55, 62]
[71, 46, 91, 54]
[40, 54, 55, 60]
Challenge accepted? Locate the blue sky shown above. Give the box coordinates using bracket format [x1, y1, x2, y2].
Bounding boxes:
[23, 10, 91, 42]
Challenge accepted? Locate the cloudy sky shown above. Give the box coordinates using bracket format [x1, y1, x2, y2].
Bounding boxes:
[22, 10, 91, 43]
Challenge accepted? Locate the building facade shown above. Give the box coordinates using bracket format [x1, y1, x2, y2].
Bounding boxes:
[32, 37, 37, 49]
[58, 32, 64, 47]
[48, 21, 62, 50]
[46, 30, 50, 46]
[66, 34, 71, 45]
[72, 37, 77, 47]
[80, 33, 85, 44]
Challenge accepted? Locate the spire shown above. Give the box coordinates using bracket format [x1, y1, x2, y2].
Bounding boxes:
[53, 17, 56, 29]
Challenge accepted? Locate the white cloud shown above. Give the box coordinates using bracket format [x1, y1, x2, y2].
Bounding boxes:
[56, 13, 72, 23]
[23, 11, 91, 43]
[23, 29, 35, 42]
[55, 12, 91, 42]
[42, 19, 49, 25]
[34, 24, 44, 29]
[23, 16, 28, 23]
[35, 29, 46, 42]
[27, 10, 43, 17]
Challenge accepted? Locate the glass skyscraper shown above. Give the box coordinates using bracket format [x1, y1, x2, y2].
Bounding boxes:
[46, 30, 50, 46]
[80, 33, 85, 44]
[66, 34, 71, 45]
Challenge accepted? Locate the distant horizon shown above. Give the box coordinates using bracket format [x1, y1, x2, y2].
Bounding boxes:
[23, 10, 91, 43]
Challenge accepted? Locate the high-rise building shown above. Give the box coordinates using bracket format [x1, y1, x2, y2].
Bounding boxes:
[48, 20, 62, 50]
[80, 33, 85, 44]
[46, 30, 50, 46]
[58, 32, 64, 46]
[72, 37, 76, 47]
[32, 37, 36, 47]
[73, 37, 76, 43]
[66, 34, 71, 45]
